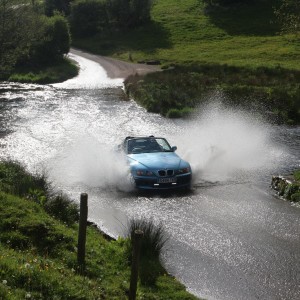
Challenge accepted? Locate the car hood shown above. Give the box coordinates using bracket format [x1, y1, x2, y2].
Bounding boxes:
[128, 152, 183, 169]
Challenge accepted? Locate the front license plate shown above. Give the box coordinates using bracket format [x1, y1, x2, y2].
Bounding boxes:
[158, 177, 177, 184]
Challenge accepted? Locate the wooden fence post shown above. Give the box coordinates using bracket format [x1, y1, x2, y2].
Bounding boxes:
[77, 193, 88, 273]
[129, 230, 143, 300]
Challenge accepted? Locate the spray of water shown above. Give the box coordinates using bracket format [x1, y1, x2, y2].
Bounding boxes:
[47, 135, 133, 191]
[174, 102, 284, 183]
[46, 101, 285, 190]
[1, 49, 287, 191]
[49, 52, 287, 188]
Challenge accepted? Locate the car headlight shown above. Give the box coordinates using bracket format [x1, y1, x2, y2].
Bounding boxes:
[136, 170, 154, 176]
[175, 167, 190, 174]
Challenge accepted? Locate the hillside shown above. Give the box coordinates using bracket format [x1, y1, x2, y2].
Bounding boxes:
[73, 0, 300, 70]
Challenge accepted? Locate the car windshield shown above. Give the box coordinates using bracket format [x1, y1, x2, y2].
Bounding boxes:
[127, 138, 172, 154]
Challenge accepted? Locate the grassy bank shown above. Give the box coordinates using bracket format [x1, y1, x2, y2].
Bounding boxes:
[1, 57, 79, 84]
[0, 161, 198, 299]
[124, 64, 300, 124]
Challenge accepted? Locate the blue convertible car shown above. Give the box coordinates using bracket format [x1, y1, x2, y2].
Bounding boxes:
[121, 136, 192, 190]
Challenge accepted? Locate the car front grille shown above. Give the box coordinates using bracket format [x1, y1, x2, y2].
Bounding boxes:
[158, 170, 174, 177]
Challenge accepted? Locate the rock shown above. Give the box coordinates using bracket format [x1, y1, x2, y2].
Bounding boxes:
[271, 175, 300, 202]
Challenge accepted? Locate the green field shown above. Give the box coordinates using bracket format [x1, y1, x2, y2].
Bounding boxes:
[73, 0, 300, 70]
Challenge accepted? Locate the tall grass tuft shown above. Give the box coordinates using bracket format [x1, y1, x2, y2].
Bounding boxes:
[127, 218, 168, 285]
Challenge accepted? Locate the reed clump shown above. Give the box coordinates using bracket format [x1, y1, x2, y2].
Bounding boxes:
[127, 218, 168, 286]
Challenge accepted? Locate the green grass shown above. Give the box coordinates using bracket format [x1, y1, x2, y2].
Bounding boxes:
[8, 57, 79, 84]
[0, 161, 199, 299]
[294, 170, 300, 181]
[72, 0, 300, 70]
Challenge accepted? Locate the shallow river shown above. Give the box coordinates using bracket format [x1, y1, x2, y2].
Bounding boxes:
[0, 53, 300, 300]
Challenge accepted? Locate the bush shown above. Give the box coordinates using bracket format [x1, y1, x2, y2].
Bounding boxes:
[127, 218, 167, 285]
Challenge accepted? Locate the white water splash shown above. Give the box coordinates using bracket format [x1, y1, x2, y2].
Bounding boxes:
[52, 53, 124, 89]
[0, 54, 291, 190]
[173, 102, 285, 183]
[47, 135, 133, 191]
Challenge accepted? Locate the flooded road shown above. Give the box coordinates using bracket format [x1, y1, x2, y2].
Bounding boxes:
[0, 52, 300, 300]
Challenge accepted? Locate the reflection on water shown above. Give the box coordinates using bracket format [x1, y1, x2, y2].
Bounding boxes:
[0, 53, 300, 300]
[52, 53, 124, 89]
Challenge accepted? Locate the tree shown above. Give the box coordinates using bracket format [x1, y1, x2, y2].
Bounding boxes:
[0, 0, 71, 77]
[0, 0, 41, 75]
[275, 0, 300, 34]
[30, 14, 71, 63]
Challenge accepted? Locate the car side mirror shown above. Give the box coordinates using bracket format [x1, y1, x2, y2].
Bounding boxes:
[171, 146, 177, 152]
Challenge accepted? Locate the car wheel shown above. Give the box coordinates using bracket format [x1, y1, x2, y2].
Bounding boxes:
[128, 173, 136, 189]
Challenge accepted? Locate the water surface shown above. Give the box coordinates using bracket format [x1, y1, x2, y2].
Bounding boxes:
[0, 53, 299, 300]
